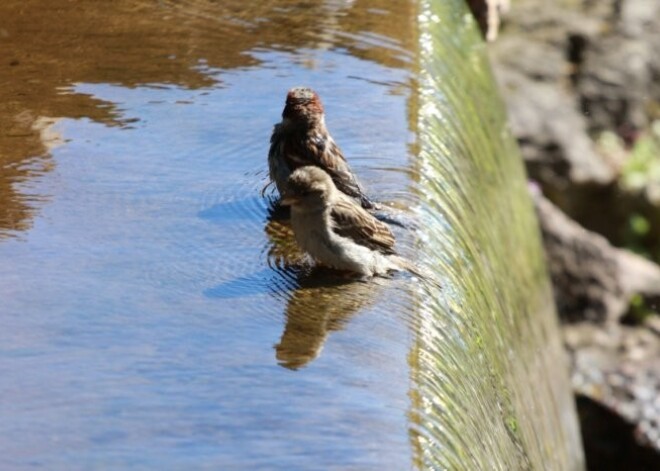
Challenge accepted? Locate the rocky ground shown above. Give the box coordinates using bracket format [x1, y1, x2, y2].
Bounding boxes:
[470, 0, 660, 468]
[534, 190, 660, 469]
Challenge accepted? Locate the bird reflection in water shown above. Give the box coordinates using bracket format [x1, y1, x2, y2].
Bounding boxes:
[264, 215, 382, 370]
[275, 270, 383, 370]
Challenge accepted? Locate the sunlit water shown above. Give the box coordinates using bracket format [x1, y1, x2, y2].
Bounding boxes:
[0, 0, 583, 469]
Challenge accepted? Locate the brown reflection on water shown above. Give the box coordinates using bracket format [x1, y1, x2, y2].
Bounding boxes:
[265, 215, 385, 370]
[0, 0, 415, 237]
[263, 216, 306, 270]
[275, 271, 382, 370]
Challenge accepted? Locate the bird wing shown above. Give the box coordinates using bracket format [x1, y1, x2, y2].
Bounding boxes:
[270, 125, 377, 209]
[310, 136, 372, 205]
[268, 124, 291, 189]
[330, 197, 396, 254]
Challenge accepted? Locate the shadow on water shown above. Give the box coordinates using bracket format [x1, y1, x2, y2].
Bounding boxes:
[203, 267, 294, 300]
[197, 196, 271, 225]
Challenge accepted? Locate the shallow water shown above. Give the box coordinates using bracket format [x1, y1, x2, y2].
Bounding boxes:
[0, 0, 583, 469]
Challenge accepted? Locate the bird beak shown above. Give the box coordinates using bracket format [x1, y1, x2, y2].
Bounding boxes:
[280, 194, 299, 206]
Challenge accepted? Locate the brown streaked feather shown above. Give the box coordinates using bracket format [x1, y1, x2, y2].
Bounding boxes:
[330, 197, 396, 254]
[315, 138, 364, 198]
[268, 87, 377, 209]
[285, 132, 366, 202]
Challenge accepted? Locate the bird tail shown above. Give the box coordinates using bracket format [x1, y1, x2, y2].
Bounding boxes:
[359, 194, 380, 210]
[390, 256, 442, 289]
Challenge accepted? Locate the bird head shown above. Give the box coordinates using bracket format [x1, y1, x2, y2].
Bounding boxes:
[282, 87, 325, 126]
[281, 166, 335, 210]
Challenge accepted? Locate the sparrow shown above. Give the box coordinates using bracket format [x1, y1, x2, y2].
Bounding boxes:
[281, 166, 420, 278]
[268, 86, 377, 209]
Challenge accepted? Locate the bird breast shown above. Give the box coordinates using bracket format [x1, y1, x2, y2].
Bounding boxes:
[290, 208, 394, 276]
[290, 209, 336, 259]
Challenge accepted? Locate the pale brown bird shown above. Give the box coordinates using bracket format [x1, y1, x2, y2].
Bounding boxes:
[281, 166, 420, 278]
[268, 87, 376, 209]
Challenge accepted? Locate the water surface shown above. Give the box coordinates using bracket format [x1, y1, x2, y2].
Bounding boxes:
[1, 1, 420, 469]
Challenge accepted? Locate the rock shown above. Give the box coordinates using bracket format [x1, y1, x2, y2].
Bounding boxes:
[531, 188, 660, 462]
[489, 0, 660, 463]
[578, 35, 655, 134]
[531, 189, 660, 323]
[566, 323, 660, 465]
[490, 0, 660, 252]
[465, 0, 510, 41]
[495, 63, 614, 187]
[489, 2, 615, 188]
